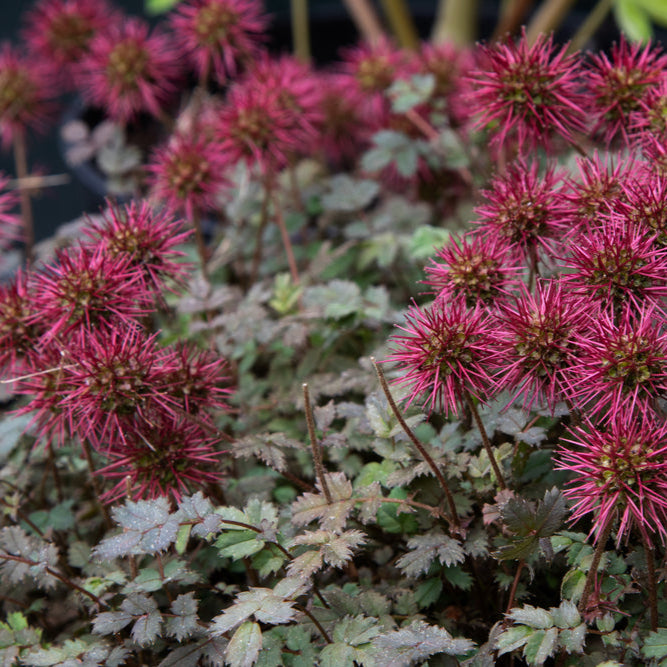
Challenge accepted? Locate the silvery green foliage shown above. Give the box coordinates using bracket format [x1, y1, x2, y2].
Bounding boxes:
[4, 92, 665, 667]
[0, 526, 59, 589]
[321, 175, 380, 212]
[396, 531, 465, 576]
[94, 497, 180, 559]
[496, 601, 587, 665]
[22, 639, 130, 667]
[372, 620, 475, 666]
[387, 74, 436, 113]
[362, 130, 432, 178]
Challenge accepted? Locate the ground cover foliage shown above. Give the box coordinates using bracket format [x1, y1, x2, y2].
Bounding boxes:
[1, 1, 667, 665]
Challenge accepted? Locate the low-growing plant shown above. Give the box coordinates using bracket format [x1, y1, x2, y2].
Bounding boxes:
[1, 1, 667, 666]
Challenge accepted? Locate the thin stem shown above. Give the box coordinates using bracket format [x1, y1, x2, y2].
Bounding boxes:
[191, 208, 209, 280]
[0, 497, 45, 538]
[525, 0, 576, 46]
[404, 112, 473, 186]
[250, 181, 271, 283]
[463, 390, 507, 490]
[371, 358, 461, 532]
[406, 108, 440, 142]
[271, 188, 300, 285]
[8, 173, 70, 190]
[492, 0, 535, 41]
[80, 439, 112, 530]
[527, 243, 539, 292]
[578, 514, 613, 614]
[280, 469, 315, 492]
[303, 384, 333, 504]
[505, 559, 525, 614]
[291, 0, 311, 62]
[568, 0, 612, 53]
[13, 130, 34, 268]
[431, 0, 478, 46]
[0, 363, 78, 384]
[215, 516, 330, 609]
[641, 532, 659, 631]
[342, 0, 386, 44]
[356, 495, 448, 518]
[294, 603, 333, 643]
[47, 443, 64, 504]
[0, 553, 108, 608]
[380, 0, 419, 49]
[125, 477, 138, 579]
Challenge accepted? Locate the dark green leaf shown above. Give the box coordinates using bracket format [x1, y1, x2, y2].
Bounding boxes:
[226, 621, 262, 667]
[523, 627, 558, 665]
[643, 628, 667, 659]
[415, 577, 443, 608]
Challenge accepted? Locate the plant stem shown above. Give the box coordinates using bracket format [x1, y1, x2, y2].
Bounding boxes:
[303, 383, 333, 504]
[525, 0, 576, 46]
[8, 173, 70, 190]
[380, 0, 419, 49]
[431, 0, 478, 46]
[270, 186, 301, 285]
[342, 0, 386, 44]
[568, 0, 612, 53]
[12, 130, 34, 268]
[251, 180, 271, 283]
[492, 0, 535, 41]
[294, 603, 332, 643]
[191, 208, 209, 280]
[578, 513, 613, 614]
[505, 559, 525, 613]
[80, 439, 112, 530]
[47, 443, 63, 504]
[463, 389, 507, 489]
[291, 0, 311, 62]
[641, 532, 659, 631]
[0, 553, 107, 608]
[371, 358, 462, 532]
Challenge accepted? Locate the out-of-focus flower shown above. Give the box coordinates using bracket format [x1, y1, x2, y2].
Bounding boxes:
[148, 132, 230, 220]
[23, 0, 117, 81]
[217, 55, 322, 171]
[0, 172, 22, 249]
[0, 270, 40, 376]
[419, 41, 474, 128]
[162, 342, 232, 422]
[77, 18, 181, 122]
[339, 38, 409, 128]
[0, 43, 56, 148]
[99, 415, 226, 503]
[169, 0, 267, 84]
[318, 72, 371, 165]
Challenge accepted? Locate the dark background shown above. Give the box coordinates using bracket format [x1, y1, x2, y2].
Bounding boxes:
[0, 0, 651, 242]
